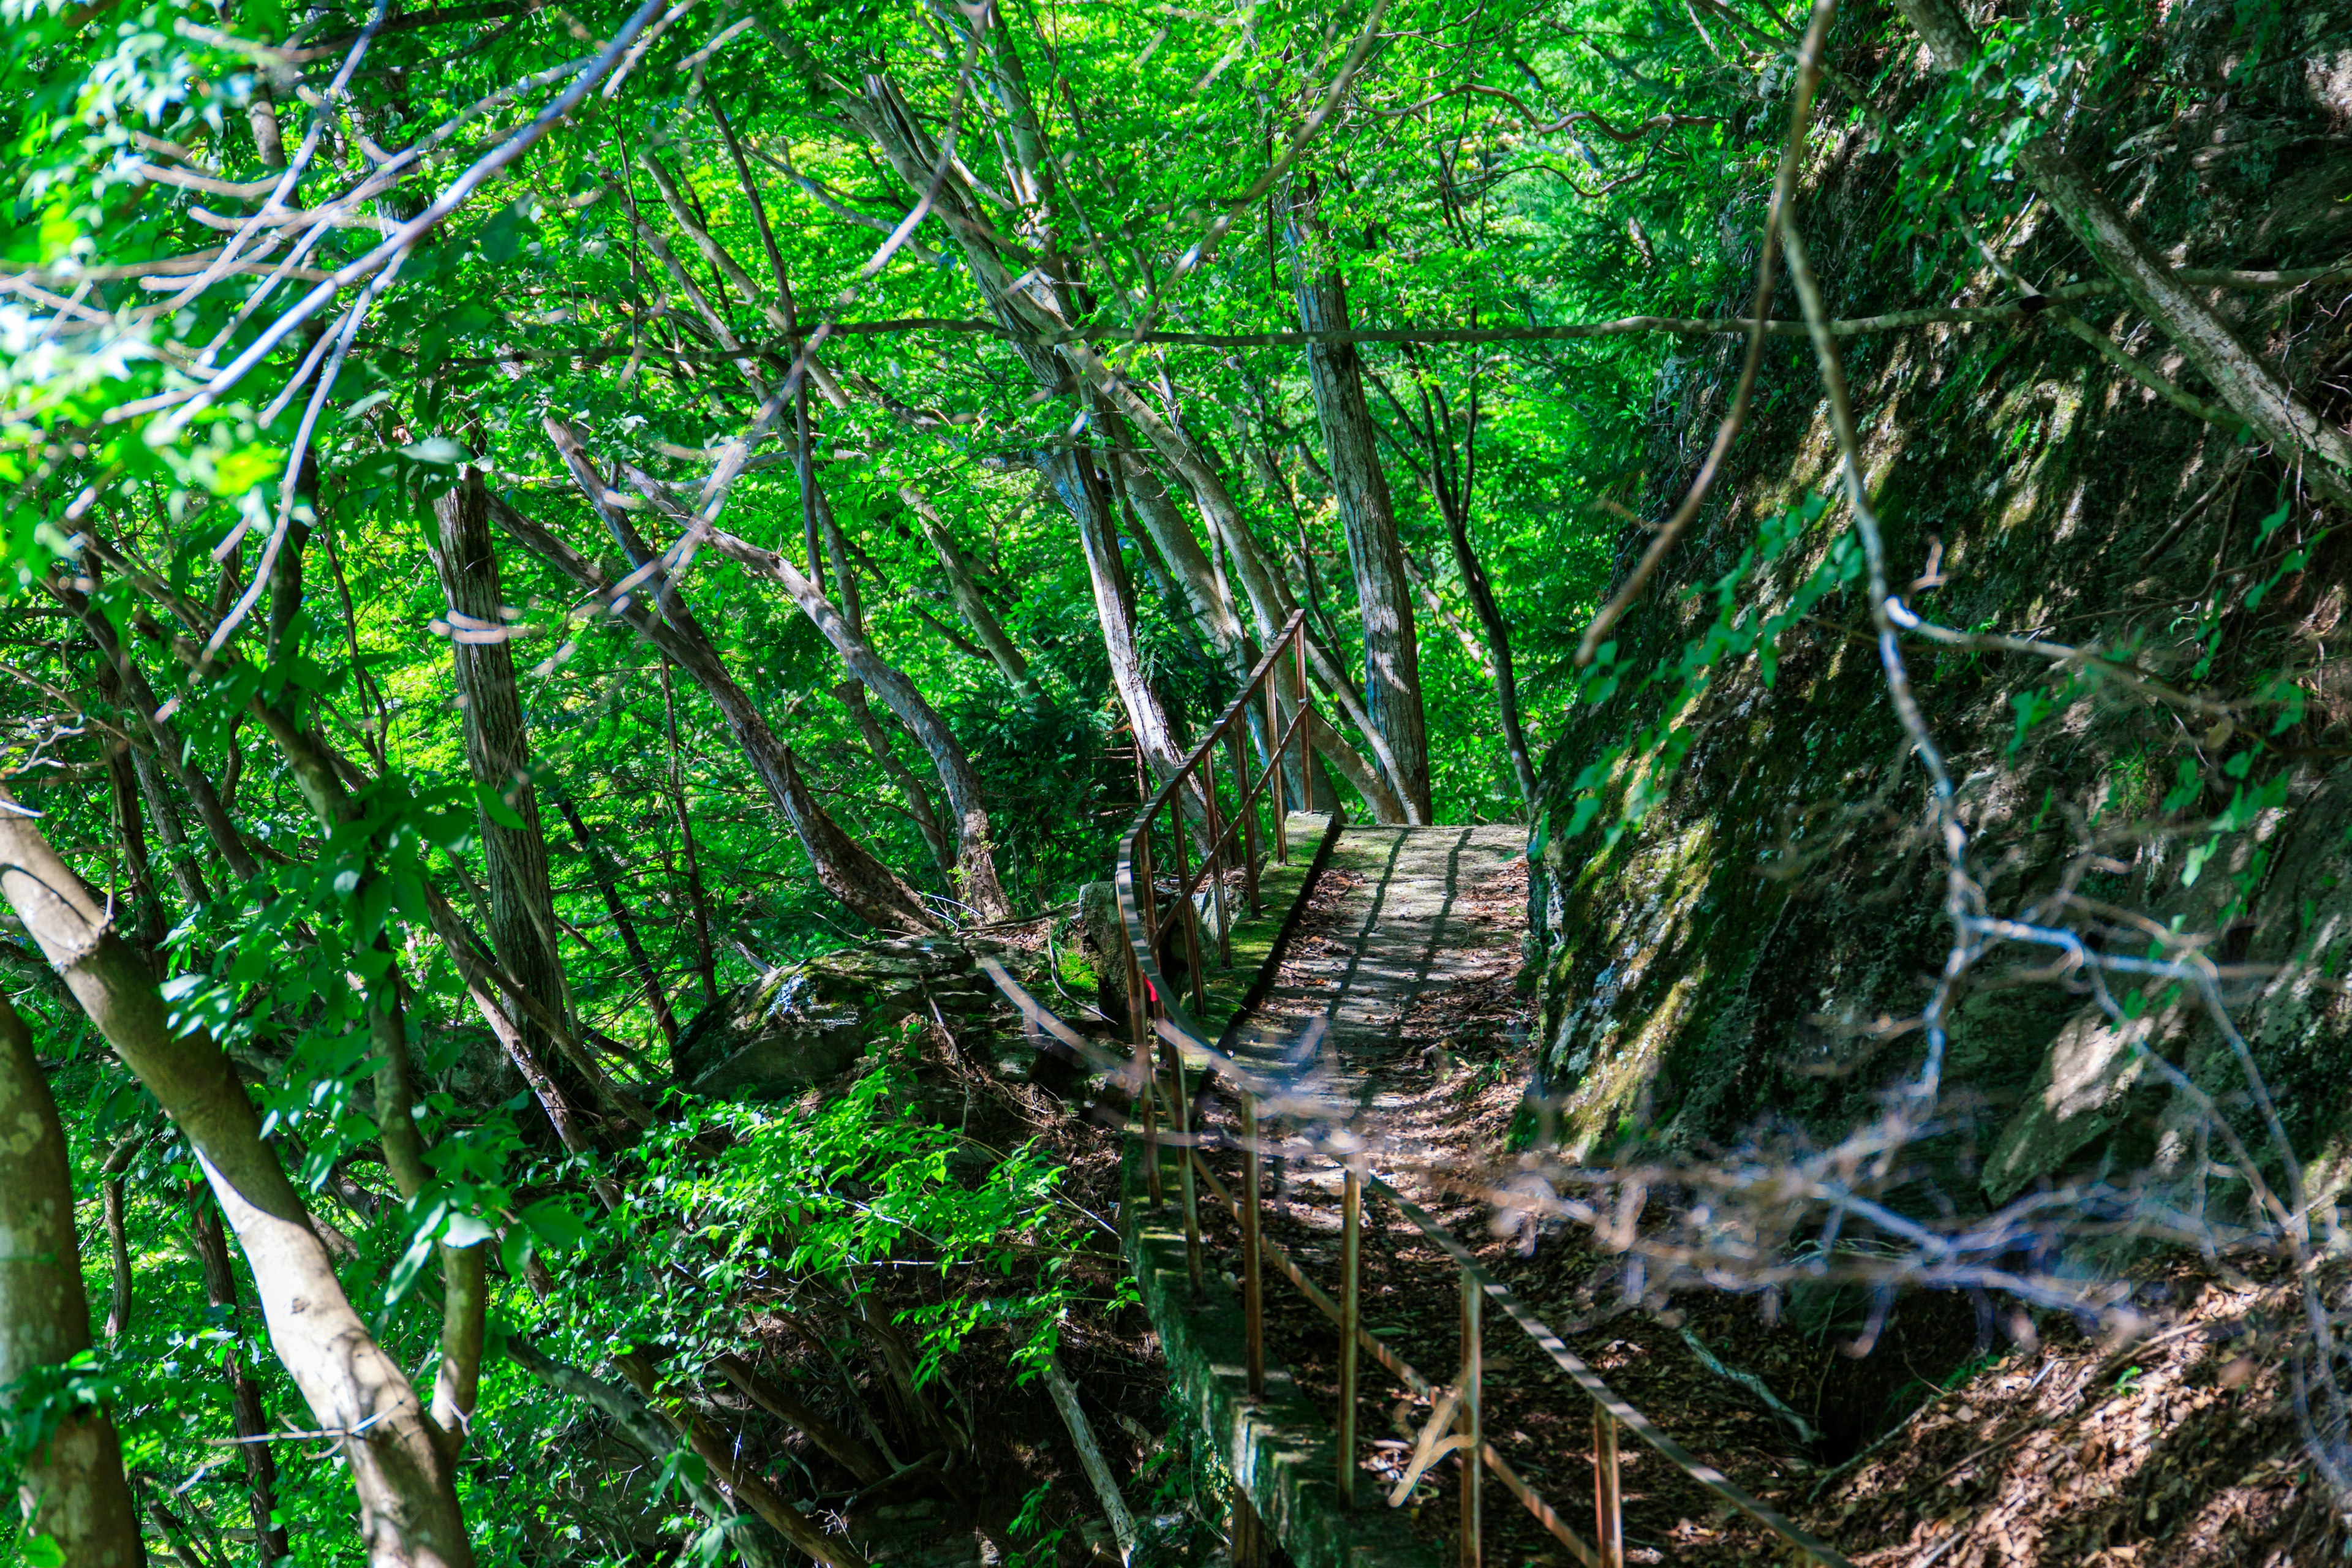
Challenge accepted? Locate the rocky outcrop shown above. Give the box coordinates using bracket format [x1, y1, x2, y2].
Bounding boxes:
[1526, 0, 2352, 1215]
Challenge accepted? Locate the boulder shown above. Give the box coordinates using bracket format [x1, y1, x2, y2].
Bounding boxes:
[1075, 881, 1129, 1013]
[673, 935, 1062, 1099]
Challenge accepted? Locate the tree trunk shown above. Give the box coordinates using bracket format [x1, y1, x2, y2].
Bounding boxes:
[189, 1185, 292, 1568]
[490, 487, 943, 936]
[100, 1138, 137, 1341]
[0, 995, 147, 1568]
[836, 680, 959, 885]
[554, 794, 680, 1047]
[1291, 258, 1434, 820]
[1041, 444, 1196, 793]
[1893, 0, 2352, 507]
[429, 466, 582, 1132]
[507, 1339, 791, 1568]
[1061, 351, 1414, 822]
[673, 479, 1016, 925]
[0, 796, 473, 1568]
[898, 485, 1037, 694]
[611, 1351, 871, 1568]
[660, 666, 723, 1008]
[64, 576, 262, 882]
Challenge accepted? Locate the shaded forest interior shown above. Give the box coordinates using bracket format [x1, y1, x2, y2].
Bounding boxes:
[4, 0, 2352, 1564]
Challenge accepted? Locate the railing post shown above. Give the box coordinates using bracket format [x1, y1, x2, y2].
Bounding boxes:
[1295, 625, 1313, 817]
[1230, 728, 1261, 917]
[1241, 1095, 1264, 1396]
[1338, 1163, 1361, 1507]
[1169, 793, 1207, 1016]
[1161, 1034, 1203, 1295]
[1204, 766, 1232, 969]
[1266, 669, 1289, 865]
[1594, 1407, 1623, 1568]
[1131, 937, 1161, 1207]
[1461, 1270, 1482, 1568]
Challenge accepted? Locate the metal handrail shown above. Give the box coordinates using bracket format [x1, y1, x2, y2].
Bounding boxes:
[1086, 612, 1853, 1568]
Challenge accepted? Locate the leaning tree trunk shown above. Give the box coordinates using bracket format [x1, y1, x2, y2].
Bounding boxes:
[898, 484, 1038, 696]
[665, 476, 1016, 925]
[0, 794, 475, 1568]
[0, 995, 147, 1568]
[1043, 444, 1198, 794]
[1291, 254, 1434, 821]
[431, 466, 585, 1129]
[490, 481, 942, 936]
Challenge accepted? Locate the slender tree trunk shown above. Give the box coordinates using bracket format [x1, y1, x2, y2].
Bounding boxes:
[429, 467, 582, 1132]
[101, 736, 168, 965]
[1434, 505, 1537, 817]
[506, 1338, 791, 1568]
[554, 794, 680, 1046]
[671, 477, 1016, 924]
[100, 1138, 137, 1342]
[612, 1351, 870, 1568]
[659, 666, 725, 1006]
[0, 793, 474, 1568]
[1041, 445, 1196, 790]
[126, 740, 208, 909]
[898, 486, 1036, 693]
[1289, 253, 1433, 820]
[0, 995, 147, 1568]
[64, 575, 262, 882]
[1893, 0, 2352, 507]
[189, 1185, 291, 1568]
[836, 681, 959, 885]
[491, 488, 942, 935]
[1064, 354, 1414, 821]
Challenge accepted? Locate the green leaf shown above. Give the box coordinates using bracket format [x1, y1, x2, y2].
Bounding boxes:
[519, 1197, 591, 1252]
[399, 437, 469, 468]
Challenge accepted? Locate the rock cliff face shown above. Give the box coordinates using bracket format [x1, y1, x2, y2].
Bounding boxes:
[1528, 2, 2352, 1221]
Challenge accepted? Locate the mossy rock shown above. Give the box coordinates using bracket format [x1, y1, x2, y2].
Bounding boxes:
[673, 935, 1055, 1098]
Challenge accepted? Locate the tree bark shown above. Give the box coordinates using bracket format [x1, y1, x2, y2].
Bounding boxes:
[62, 575, 262, 883]
[0, 795, 473, 1568]
[1042, 444, 1197, 794]
[429, 466, 582, 1130]
[1893, 0, 2352, 507]
[489, 485, 942, 935]
[611, 1351, 870, 1568]
[897, 486, 1037, 694]
[835, 680, 959, 885]
[669, 479, 1016, 924]
[710, 1354, 889, 1487]
[0, 995, 147, 1568]
[188, 1185, 290, 1567]
[554, 794, 680, 1047]
[100, 1138, 137, 1342]
[660, 666, 723, 1008]
[1290, 257, 1434, 820]
[507, 1338, 791, 1568]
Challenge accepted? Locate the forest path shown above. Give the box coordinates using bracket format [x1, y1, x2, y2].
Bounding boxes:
[1224, 822, 1529, 1191]
[1186, 822, 1818, 1567]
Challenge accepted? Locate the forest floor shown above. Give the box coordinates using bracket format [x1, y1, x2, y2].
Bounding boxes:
[1185, 829, 2334, 1568]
